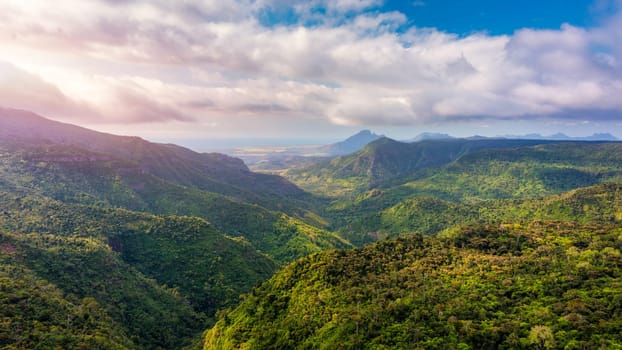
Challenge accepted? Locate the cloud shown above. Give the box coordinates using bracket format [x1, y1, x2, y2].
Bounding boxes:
[0, 0, 621, 133]
[0, 61, 98, 119]
[0, 62, 195, 124]
[109, 85, 195, 123]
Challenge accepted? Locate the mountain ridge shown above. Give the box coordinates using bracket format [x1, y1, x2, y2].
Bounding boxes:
[284, 137, 566, 196]
[0, 107, 309, 211]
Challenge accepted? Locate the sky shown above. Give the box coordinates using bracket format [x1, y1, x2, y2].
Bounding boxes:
[1, 0, 622, 148]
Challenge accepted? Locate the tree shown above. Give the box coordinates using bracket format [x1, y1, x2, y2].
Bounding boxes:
[528, 325, 555, 350]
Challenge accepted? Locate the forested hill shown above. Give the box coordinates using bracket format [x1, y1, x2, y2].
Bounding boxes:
[340, 182, 622, 245]
[3, 109, 622, 349]
[205, 221, 622, 349]
[0, 110, 350, 348]
[323, 141, 622, 229]
[0, 111, 349, 263]
[0, 192, 280, 349]
[284, 137, 564, 195]
[0, 107, 310, 210]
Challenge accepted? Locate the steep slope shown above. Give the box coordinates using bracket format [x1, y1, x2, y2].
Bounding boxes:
[0, 230, 202, 350]
[341, 183, 622, 245]
[0, 108, 313, 212]
[205, 222, 622, 349]
[285, 137, 558, 196]
[0, 129, 349, 262]
[328, 142, 622, 225]
[0, 192, 279, 317]
[0, 246, 134, 349]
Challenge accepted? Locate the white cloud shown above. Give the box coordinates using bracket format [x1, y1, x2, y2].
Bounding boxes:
[0, 0, 621, 135]
[0, 61, 98, 119]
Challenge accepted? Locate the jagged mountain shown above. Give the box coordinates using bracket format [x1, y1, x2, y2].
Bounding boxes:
[320, 129, 383, 156]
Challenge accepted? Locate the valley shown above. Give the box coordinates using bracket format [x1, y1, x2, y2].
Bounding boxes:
[1, 109, 621, 349]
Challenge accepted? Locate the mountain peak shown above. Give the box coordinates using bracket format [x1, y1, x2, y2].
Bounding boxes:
[323, 130, 384, 156]
[342, 129, 381, 143]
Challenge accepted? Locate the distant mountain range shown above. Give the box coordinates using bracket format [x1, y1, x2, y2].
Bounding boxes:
[499, 132, 619, 141]
[405, 131, 619, 142]
[245, 130, 620, 171]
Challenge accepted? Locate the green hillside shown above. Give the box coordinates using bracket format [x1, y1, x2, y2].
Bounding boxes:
[205, 222, 622, 349]
[327, 142, 622, 226]
[0, 109, 312, 211]
[0, 139, 347, 262]
[4, 111, 622, 349]
[0, 248, 134, 349]
[0, 230, 202, 349]
[284, 138, 556, 197]
[0, 193, 278, 317]
[341, 183, 622, 245]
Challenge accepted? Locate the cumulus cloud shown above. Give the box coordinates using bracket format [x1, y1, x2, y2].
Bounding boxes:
[0, 61, 98, 119]
[0, 0, 621, 132]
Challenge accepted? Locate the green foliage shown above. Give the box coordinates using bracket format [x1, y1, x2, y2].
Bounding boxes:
[325, 142, 622, 226]
[5, 115, 622, 349]
[205, 222, 622, 349]
[284, 138, 564, 197]
[0, 256, 134, 349]
[111, 214, 279, 316]
[0, 142, 343, 263]
[0, 193, 279, 316]
[340, 183, 622, 245]
[0, 230, 201, 349]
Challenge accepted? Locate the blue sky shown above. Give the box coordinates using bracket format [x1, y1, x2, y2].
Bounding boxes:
[388, 0, 595, 34]
[1, 0, 621, 147]
[261, 0, 598, 35]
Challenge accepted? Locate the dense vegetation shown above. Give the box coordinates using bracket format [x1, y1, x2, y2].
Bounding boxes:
[322, 141, 622, 227]
[341, 183, 622, 245]
[3, 112, 622, 349]
[205, 222, 622, 349]
[205, 140, 622, 349]
[0, 192, 279, 315]
[0, 230, 200, 349]
[0, 139, 344, 263]
[284, 138, 557, 197]
[0, 111, 352, 348]
[1, 245, 134, 349]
